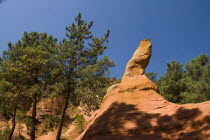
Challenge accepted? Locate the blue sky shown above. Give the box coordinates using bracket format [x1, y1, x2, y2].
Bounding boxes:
[0, 0, 210, 79]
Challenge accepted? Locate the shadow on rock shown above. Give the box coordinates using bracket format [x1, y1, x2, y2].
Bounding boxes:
[82, 102, 210, 140]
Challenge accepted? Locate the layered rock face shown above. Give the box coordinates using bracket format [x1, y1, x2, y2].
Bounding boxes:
[77, 39, 210, 140]
[27, 96, 64, 121]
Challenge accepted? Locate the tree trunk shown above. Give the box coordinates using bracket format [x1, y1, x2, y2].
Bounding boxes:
[50, 97, 54, 120]
[31, 92, 37, 140]
[8, 93, 20, 140]
[56, 86, 70, 140]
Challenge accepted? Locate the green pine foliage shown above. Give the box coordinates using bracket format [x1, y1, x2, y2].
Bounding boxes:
[156, 54, 210, 104]
[0, 32, 58, 140]
[155, 61, 184, 103]
[180, 54, 210, 103]
[146, 72, 158, 82]
[55, 13, 115, 139]
[0, 13, 115, 139]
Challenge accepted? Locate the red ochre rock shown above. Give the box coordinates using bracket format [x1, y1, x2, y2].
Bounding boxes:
[77, 40, 210, 140]
[26, 96, 64, 121]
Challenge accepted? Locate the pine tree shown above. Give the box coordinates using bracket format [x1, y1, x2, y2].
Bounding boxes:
[180, 54, 210, 103]
[0, 58, 14, 119]
[2, 32, 58, 140]
[156, 54, 210, 104]
[155, 61, 184, 103]
[1, 43, 29, 140]
[55, 13, 115, 140]
[146, 72, 158, 82]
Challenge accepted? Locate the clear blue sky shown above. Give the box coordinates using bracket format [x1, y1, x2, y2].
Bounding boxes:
[0, 0, 210, 79]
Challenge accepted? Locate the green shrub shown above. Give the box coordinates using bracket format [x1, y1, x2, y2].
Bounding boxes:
[0, 125, 11, 140]
[42, 117, 60, 133]
[22, 116, 33, 131]
[75, 114, 85, 131]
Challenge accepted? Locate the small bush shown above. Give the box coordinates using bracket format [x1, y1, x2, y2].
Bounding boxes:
[0, 125, 11, 140]
[22, 116, 33, 130]
[42, 117, 60, 133]
[75, 114, 85, 131]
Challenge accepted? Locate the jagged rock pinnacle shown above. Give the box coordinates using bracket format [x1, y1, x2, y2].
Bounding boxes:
[123, 39, 152, 77]
[120, 39, 157, 92]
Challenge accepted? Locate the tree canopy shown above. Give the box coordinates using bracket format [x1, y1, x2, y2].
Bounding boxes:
[55, 13, 114, 140]
[156, 54, 210, 104]
[0, 13, 115, 140]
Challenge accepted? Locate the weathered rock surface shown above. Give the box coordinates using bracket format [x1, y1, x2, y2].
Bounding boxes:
[120, 39, 157, 92]
[26, 96, 64, 121]
[77, 39, 210, 140]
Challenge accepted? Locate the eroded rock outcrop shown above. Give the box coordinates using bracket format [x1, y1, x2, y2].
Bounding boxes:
[77, 39, 210, 140]
[120, 39, 157, 92]
[26, 96, 64, 121]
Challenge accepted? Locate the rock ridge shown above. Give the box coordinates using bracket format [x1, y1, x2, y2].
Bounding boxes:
[77, 39, 210, 140]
